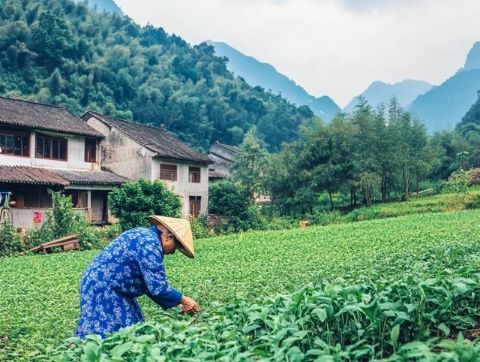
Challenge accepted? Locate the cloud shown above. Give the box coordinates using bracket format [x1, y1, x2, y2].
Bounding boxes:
[115, 0, 480, 107]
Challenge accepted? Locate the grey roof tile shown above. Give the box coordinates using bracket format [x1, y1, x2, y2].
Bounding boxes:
[85, 111, 212, 164]
[0, 97, 102, 137]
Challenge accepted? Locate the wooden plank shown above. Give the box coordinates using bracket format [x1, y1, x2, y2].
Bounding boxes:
[30, 234, 80, 252]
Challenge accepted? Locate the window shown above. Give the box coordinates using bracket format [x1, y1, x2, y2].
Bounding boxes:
[189, 196, 201, 218]
[0, 130, 30, 157]
[35, 134, 67, 160]
[160, 164, 177, 181]
[189, 166, 201, 183]
[85, 138, 97, 163]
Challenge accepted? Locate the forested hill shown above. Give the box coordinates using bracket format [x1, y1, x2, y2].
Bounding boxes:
[75, 0, 123, 15]
[0, 0, 314, 151]
[209, 41, 340, 121]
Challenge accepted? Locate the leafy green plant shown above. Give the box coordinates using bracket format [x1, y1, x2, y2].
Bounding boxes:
[108, 179, 181, 232]
[45, 272, 480, 361]
[0, 223, 24, 257]
[209, 180, 264, 232]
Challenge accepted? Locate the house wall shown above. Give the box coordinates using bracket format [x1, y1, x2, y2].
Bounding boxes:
[86, 115, 209, 219]
[85, 116, 150, 180]
[208, 144, 237, 179]
[0, 130, 99, 170]
[152, 160, 209, 218]
[12, 208, 88, 230]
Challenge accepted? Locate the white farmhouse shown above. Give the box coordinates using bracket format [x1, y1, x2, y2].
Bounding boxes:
[83, 111, 211, 219]
[0, 97, 126, 229]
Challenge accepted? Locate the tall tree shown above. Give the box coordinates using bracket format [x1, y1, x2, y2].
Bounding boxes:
[231, 128, 269, 200]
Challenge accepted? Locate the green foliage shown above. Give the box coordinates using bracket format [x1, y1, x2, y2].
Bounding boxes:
[46, 273, 480, 360]
[231, 128, 269, 198]
[267, 99, 438, 216]
[0, 0, 313, 151]
[2, 209, 480, 359]
[444, 169, 471, 194]
[25, 191, 113, 250]
[189, 215, 212, 239]
[208, 180, 263, 232]
[0, 223, 23, 257]
[108, 179, 181, 232]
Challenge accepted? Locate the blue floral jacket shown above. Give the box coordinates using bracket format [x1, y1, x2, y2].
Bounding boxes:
[75, 226, 182, 338]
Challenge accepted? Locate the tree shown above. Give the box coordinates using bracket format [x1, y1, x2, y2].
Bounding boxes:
[29, 11, 73, 70]
[208, 180, 262, 232]
[231, 128, 269, 200]
[108, 179, 181, 231]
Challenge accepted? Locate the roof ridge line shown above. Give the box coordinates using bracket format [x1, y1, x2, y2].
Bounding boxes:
[0, 95, 64, 109]
[87, 110, 167, 133]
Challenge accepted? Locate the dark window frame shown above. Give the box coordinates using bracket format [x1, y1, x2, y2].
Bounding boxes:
[160, 164, 177, 181]
[189, 196, 201, 218]
[189, 166, 201, 183]
[35, 134, 68, 161]
[84, 138, 97, 163]
[0, 129, 30, 157]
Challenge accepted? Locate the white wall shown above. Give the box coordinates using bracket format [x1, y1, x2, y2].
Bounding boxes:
[0, 130, 99, 170]
[152, 160, 209, 218]
[86, 116, 150, 180]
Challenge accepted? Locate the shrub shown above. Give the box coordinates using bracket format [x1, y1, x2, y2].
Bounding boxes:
[209, 180, 262, 232]
[190, 215, 212, 239]
[309, 210, 344, 226]
[0, 223, 24, 257]
[25, 191, 112, 251]
[108, 179, 181, 232]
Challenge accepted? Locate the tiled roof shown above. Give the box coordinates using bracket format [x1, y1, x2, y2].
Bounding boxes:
[51, 169, 127, 185]
[215, 141, 239, 153]
[84, 111, 212, 164]
[0, 97, 103, 137]
[0, 166, 69, 186]
[0, 166, 126, 186]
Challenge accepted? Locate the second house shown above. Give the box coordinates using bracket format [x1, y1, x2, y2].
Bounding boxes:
[83, 111, 211, 219]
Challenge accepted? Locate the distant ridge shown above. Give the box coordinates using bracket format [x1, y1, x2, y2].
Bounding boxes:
[344, 79, 432, 113]
[209, 41, 340, 121]
[409, 42, 480, 132]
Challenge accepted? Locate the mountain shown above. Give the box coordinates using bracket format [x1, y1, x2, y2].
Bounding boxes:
[409, 42, 480, 132]
[461, 41, 480, 72]
[0, 0, 313, 152]
[344, 79, 432, 114]
[209, 41, 340, 121]
[75, 0, 123, 14]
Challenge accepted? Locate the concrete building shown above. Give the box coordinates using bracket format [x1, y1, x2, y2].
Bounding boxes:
[83, 111, 212, 219]
[0, 97, 126, 229]
[208, 141, 239, 181]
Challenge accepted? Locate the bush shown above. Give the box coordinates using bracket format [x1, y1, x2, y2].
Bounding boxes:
[0, 223, 24, 257]
[25, 191, 115, 251]
[190, 215, 212, 239]
[308, 210, 344, 226]
[209, 180, 263, 232]
[108, 179, 181, 232]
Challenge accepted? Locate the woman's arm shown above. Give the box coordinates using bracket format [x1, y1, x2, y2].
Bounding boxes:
[133, 231, 183, 309]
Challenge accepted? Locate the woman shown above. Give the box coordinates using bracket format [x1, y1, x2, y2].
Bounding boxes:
[75, 215, 200, 338]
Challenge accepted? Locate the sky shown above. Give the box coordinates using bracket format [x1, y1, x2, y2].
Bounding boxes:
[115, 0, 480, 107]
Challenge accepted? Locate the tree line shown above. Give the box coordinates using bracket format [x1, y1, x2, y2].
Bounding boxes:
[0, 0, 314, 151]
[227, 97, 480, 218]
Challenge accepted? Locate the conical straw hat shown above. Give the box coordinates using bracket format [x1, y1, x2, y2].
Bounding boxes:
[148, 215, 195, 258]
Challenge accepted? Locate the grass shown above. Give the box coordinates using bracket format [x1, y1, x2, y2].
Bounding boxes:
[1, 208, 480, 359]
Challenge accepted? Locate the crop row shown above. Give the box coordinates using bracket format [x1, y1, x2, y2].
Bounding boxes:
[43, 270, 480, 361]
[1, 209, 480, 359]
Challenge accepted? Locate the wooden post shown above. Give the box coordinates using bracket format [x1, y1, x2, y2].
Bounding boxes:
[87, 190, 92, 222]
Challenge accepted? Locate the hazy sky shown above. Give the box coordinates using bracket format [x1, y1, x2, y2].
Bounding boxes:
[115, 0, 480, 107]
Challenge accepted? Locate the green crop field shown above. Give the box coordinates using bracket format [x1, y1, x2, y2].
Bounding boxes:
[1, 209, 480, 360]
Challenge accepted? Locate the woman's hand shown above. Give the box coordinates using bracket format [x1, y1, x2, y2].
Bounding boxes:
[180, 295, 200, 314]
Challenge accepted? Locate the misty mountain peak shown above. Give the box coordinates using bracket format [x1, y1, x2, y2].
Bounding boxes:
[463, 41, 480, 71]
